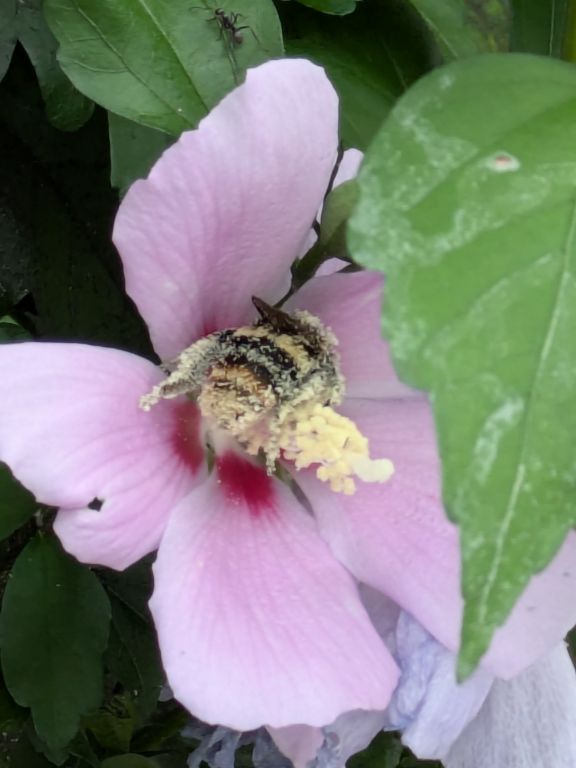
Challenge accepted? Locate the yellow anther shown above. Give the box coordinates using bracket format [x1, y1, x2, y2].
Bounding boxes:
[277, 402, 394, 494]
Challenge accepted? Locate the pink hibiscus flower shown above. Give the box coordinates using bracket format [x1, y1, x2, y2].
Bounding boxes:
[0, 59, 575, 740]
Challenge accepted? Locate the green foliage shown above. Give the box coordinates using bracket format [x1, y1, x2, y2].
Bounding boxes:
[0, 534, 111, 749]
[294, 0, 358, 14]
[0, 0, 16, 82]
[0, 50, 153, 353]
[0, 0, 575, 764]
[44, 0, 283, 135]
[102, 559, 165, 722]
[405, 0, 511, 59]
[510, 0, 571, 57]
[108, 114, 174, 194]
[0, 0, 92, 129]
[101, 756, 159, 768]
[349, 52, 576, 673]
[281, 0, 435, 149]
[0, 464, 37, 541]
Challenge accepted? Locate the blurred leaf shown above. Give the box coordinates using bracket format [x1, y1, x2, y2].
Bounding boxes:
[101, 556, 154, 621]
[0, 534, 111, 749]
[15, 0, 93, 131]
[281, 0, 434, 149]
[510, 0, 571, 57]
[0, 194, 33, 316]
[0, 50, 153, 354]
[348, 731, 403, 768]
[85, 694, 137, 753]
[150, 755, 189, 768]
[0, 464, 37, 541]
[349, 53, 576, 673]
[45, 0, 283, 135]
[294, 0, 358, 13]
[0, 318, 31, 342]
[405, 0, 511, 58]
[0, 0, 16, 82]
[108, 113, 173, 194]
[320, 179, 358, 246]
[102, 756, 158, 768]
[130, 701, 189, 754]
[105, 595, 164, 722]
[68, 730, 101, 768]
[26, 724, 70, 765]
[2, 734, 55, 768]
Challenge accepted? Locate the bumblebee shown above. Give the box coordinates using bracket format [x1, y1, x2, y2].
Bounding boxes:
[141, 297, 344, 468]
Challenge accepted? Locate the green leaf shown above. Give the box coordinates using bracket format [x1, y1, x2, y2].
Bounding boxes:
[85, 694, 136, 753]
[0, 0, 17, 82]
[320, 179, 358, 246]
[108, 113, 173, 194]
[105, 595, 164, 721]
[16, 0, 93, 131]
[101, 756, 159, 768]
[282, 0, 434, 149]
[295, 0, 358, 14]
[0, 535, 111, 749]
[405, 0, 511, 59]
[349, 53, 576, 673]
[510, 0, 571, 57]
[3, 735, 55, 768]
[0, 195, 33, 316]
[0, 319, 31, 342]
[0, 463, 37, 541]
[348, 731, 403, 768]
[0, 54, 153, 354]
[44, 0, 283, 135]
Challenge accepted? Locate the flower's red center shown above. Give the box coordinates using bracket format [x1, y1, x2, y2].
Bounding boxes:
[216, 452, 274, 517]
[172, 401, 204, 473]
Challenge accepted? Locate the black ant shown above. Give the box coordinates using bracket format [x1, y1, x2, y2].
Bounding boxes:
[210, 8, 249, 46]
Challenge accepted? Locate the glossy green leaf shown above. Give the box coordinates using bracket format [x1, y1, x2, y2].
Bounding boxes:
[349, 53, 576, 673]
[109, 113, 173, 194]
[45, 0, 283, 135]
[510, 0, 571, 57]
[0, 0, 17, 81]
[0, 463, 36, 541]
[282, 0, 434, 149]
[405, 0, 511, 58]
[0, 535, 111, 749]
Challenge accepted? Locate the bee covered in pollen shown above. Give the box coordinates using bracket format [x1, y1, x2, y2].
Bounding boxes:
[140, 297, 393, 495]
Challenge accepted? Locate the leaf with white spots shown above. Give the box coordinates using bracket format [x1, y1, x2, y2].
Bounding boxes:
[349, 53, 576, 674]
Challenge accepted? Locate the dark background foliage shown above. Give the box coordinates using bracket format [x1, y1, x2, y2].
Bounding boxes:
[0, 0, 574, 766]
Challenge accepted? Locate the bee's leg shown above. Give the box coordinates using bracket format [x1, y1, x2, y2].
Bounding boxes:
[140, 337, 220, 411]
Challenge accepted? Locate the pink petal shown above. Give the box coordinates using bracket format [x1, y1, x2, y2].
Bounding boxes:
[444, 643, 576, 768]
[286, 272, 419, 399]
[299, 396, 461, 651]
[0, 342, 203, 569]
[150, 451, 398, 730]
[482, 531, 576, 677]
[302, 397, 576, 677]
[114, 59, 339, 360]
[267, 726, 324, 768]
